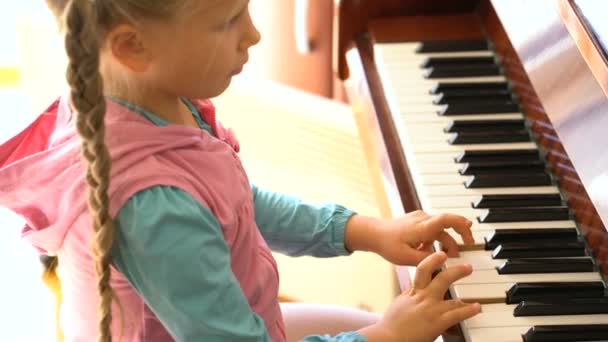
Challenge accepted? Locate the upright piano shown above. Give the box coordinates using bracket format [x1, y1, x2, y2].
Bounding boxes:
[337, 0, 608, 341]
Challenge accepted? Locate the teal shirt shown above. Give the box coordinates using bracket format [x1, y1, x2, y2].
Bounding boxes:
[110, 98, 367, 342]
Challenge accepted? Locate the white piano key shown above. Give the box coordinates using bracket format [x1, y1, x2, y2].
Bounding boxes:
[420, 184, 559, 196]
[387, 63, 496, 73]
[403, 134, 454, 146]
[415, 160, 537, 174]
[376, 43, 494, 57]
[467, 221, 577, 231]
[428, 192, 561, 208]
[452, 281, 604, 303]
[396, 94, 443, 104]
[411, 142, 537, 153]
[414, 154, 461, 164]
[420, 173, 472, 185]
[451, 283, 509, 302]
[428, 195, 486, 208]
[426, 205, 574, 221]
[449, 231, 549, 248]
[445, 250, 503, 269]
[447, 227, 574, 248]
[379, 52, 494, 62]
[444, 250, 586, 269]
[426, 207, 490, 219]
[399, 113, 524, 125]
[382, 68, 484, 80]
[448, 229, 488, 246]
[388, 75, 507, 86]
[389, 85, 502, 96]
[416, 163, 463, 175]
[455, 270, 601, 285]
[463, 304, 608, 329]
[382, 51, 496, 60]
[446, 251, 588, 270]
[465, 327, 528, 342]
[394, 103, 449, 113]
[412, 149, 533, 164]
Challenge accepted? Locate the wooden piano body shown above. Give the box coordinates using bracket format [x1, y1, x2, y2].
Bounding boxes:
[337, 0, 608, 340]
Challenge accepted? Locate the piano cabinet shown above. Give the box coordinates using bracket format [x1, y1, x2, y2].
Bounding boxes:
[340, 0, 608, 341]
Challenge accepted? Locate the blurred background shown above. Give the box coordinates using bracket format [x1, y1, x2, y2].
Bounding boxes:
[0, 1, 396, 340]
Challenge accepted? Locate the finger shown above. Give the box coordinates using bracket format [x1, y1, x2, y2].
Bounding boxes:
[423, 214, 474, 245]
[419, 241, 434, 252]
[439, 303, 481, 328]
[411, 252, 447, 291]
[437, 231, 459, 257]
[409, 248, 433, 266]
[426, 263, 473, 297]
[434, 299, 469, 313]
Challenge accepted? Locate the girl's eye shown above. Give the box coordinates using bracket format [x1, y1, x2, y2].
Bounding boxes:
[227, 11, 243, 26]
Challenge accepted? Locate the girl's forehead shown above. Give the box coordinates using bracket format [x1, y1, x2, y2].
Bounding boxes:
[199, 0, 245, 14]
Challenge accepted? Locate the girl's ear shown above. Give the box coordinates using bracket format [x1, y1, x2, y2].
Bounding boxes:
[106, 24, 151, 73]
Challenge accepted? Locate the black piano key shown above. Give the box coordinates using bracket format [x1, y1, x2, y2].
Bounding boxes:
[485, 228, 578, 249]
[497, 257, 595, 274]
[421, 56, 496, 68]
[479, 206, 571, 223]
[433, 93, 513, 105]
[455, 149, 542, 163]
[472, 194, 562, 208]
[445, 119, 526, 133]
[449, 130, 531, 144]
[523, 324, 608, 342]
[491, 239, 586, 259]
[439, 102, 520, 115]
[514, 297, 608, 316]
[425, 64, 501, 78]
[464, 173, 551, 188]
[431, 81, 511, 96]
[461, 160, 547, 176]
[506, 282, 606, 304]
[415, 40, 490, 53]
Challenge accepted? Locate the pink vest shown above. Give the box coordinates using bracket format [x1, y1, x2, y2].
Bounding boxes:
[0, 96, 285, 341]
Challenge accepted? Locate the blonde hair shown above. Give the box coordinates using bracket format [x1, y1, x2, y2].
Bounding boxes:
[44, 0, 191, 341]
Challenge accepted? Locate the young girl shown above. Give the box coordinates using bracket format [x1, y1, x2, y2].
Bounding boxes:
[0, 0, 481, 341]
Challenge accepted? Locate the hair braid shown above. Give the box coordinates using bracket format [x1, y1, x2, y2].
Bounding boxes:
[63, 1, 115, 341]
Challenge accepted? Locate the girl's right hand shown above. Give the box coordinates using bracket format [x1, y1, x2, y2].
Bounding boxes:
[358, 252, 481, 342]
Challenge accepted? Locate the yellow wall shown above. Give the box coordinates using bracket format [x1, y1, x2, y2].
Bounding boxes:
[0, 67, 19, 87]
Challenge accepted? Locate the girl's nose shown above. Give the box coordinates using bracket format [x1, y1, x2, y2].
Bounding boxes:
[241, 12, 261, 50]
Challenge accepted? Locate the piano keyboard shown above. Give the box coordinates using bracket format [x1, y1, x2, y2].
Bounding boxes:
[374, 40, 608, 342]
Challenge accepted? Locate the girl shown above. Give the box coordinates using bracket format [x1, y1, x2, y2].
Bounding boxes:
[0, 0, 480, 341]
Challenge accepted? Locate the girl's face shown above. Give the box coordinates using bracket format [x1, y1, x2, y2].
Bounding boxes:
[106, 0, 260, 100]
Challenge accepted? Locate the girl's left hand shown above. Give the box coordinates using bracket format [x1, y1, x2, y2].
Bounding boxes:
[345, 211, 474, 266]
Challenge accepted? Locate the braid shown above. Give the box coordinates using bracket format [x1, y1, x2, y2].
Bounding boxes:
[64, 1, 115, 341]
[40, 255, 64, 342]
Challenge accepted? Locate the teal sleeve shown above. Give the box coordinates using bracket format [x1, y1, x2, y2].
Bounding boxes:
[250, 184, 356, 257]
[111, 186, 272, 341]
[303, 332, 368, 342]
